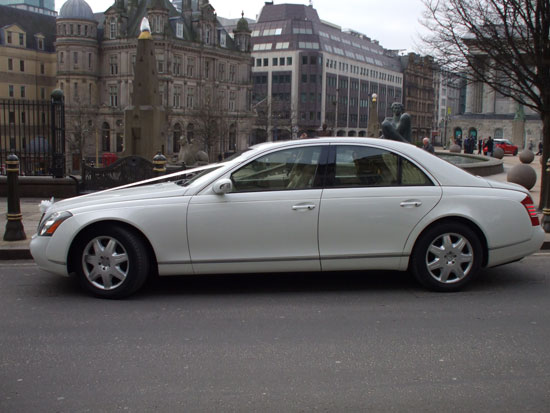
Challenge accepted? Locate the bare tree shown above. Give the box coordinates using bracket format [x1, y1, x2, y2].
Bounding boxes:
[420, 0, 550, 227]
[254, 96, 297, 141]
[65, 96, 96, 174]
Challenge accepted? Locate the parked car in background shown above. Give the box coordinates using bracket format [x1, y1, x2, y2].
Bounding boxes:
[485, 138, 519, 155]
[30, 138, 544, 298]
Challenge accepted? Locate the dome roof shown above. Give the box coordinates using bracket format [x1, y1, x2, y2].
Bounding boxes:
[235, 13, 251, 33]
[58, 0, 95, 21]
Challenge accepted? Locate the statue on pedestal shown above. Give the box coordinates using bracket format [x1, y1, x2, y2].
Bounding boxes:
[381, 102, 411, 143]
[177, 137, 209, 167]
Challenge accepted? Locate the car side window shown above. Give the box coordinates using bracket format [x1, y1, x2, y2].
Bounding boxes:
[231, 146, 324, 192]
[329, 145, 433, 187]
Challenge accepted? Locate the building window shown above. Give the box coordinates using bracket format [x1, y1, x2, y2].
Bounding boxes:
[60, 52, 64, 64]
[174, 55, 182, 75]
[8, 58, 13, 71]
[131, 54, 136, 74]
[173, 85, 181, 108]
[20, 60, 25, 72]
[40, 63, 45, 74]
[218, 63, 225, 81]
[37, 38, 44, 50]
[9, 85, 14, 98]
[229, 91, 236, 111]
[229, 65, 236, 82]
[187, 57, 195, 77]
[7, 31, 12, 44]
[204, 61, 210, 79]
[220, 32, 227, 48]
[157, 55, 164, 73]
[176, 23, 183, 38]
[19, 33, 24, 46]
[110, 55, 118, 75]
[186, 88, 195, 108]
[20, 86, 26, 98]
[173, 123, 182, 153]
[73, 51, 78, 67]
[205, 26, 211, 44]
[102, 122, 111, 152]
[88, 53, 92, 70]
[287, 57, 292, 65]
[109, 85, 118, 107]
[73, 82, 79, 100]
[110, 20, 117, 39]
[41, 88, 45, 99]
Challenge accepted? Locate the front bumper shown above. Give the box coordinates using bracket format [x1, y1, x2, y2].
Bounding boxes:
[30, 235, 69, 277]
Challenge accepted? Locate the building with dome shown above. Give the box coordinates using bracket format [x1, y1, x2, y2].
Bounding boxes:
[56, 0, 254, 171]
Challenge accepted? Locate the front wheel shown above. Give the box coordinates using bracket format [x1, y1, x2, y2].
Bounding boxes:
[73, 225, 150, 299]
[411, 223, 482, 292]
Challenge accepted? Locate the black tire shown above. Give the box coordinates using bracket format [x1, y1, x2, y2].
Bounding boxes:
[513, 149, 518, 156]
[73, 225, 150, 299]
[410, 223, 482, 292]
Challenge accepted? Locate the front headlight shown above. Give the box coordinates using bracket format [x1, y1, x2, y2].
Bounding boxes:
[37, 211, 73, 236]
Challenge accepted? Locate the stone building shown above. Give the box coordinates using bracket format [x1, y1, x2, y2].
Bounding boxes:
[449, 76, 542, 148]
[400, 53, 436, 144]
[56, 0, 254, 171]
[224, 3, 404, 142]
[0, 4, 57, 101]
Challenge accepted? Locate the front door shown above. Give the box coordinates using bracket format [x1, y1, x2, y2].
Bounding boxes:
[187, 144, 328, 274]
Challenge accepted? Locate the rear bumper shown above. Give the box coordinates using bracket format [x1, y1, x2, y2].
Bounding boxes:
[487, 227, 545, 267]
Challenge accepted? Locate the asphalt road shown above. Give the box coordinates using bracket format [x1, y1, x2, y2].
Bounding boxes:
[1, 255, 549, 412]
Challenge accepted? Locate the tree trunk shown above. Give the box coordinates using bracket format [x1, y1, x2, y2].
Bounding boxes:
[540, 111, 550, 232]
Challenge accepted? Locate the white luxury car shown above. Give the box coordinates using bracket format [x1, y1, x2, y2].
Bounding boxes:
[30, 138, 544, 298]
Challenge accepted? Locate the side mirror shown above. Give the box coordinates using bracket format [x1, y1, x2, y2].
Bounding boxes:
[212, 178, 233, 194]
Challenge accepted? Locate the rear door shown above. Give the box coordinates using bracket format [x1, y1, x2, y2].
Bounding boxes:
[318, 144, 442, 271]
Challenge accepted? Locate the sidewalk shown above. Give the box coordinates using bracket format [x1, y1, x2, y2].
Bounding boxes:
[1, 153, 549, 260]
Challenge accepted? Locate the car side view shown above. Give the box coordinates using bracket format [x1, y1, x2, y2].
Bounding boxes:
[30, 138, 544, 298]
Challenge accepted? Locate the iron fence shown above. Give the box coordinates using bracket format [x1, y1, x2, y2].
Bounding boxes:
[0, 94, 65, 177]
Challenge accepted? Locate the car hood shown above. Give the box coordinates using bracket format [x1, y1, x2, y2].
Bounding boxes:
[46, 182, 187, 215]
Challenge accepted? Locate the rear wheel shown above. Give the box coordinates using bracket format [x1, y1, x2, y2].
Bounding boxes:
[513, 148, 518, 156]
[73, 225, 150, 299]
[411, 223, 482, 292]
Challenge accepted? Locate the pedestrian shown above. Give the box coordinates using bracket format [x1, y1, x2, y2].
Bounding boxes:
[422, 137, 435, 154]
[537, 141, 543, 156]
[528, 139, 534, 152]
[478, 138, 483, 154]
[485, 136, 494, 157]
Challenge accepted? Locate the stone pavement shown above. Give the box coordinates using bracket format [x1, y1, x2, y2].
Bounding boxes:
[1, 153, 549, 260]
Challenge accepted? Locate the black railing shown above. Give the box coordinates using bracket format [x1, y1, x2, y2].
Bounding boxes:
[0, 94, 65, 177]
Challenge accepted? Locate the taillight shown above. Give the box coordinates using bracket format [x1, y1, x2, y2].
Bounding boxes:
[521, 195, 540, 226]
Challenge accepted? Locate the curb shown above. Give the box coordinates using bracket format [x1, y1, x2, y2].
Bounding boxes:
[1, 243, 549, 261]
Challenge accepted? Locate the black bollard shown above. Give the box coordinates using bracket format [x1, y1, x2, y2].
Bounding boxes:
[3, 153, 26, 241]
[153, 152, 167, 177]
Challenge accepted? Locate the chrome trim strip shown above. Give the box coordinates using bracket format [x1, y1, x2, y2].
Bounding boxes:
[159, 253, 405, 266]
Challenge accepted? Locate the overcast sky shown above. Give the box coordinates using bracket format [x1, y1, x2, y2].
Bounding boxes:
[56, 0, 428, 52]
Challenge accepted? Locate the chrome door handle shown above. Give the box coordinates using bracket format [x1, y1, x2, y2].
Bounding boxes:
[400, 201, 422, 208]
[292, 204, 316, 211]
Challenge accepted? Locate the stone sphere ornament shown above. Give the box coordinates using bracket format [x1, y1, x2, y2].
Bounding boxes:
[449, 144, 461, 153]
[507, 164, 537, 190]
[519, 149, 534, 164]
[493, 147, 504, 159]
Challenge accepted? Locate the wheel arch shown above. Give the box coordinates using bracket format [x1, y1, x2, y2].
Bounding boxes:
[408, 216, 489, 269]
[67, 220, 159, 277]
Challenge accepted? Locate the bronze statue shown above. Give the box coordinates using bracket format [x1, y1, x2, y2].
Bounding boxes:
[381, 102, 411, 143]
